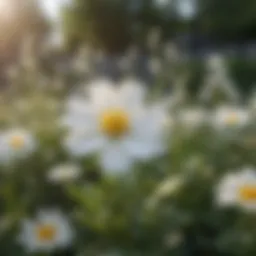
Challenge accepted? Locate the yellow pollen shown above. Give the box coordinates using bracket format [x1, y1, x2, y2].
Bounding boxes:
[9, 135, 25, 149]
[239, 185, 256, 202]
[36, 224, 57, 242]
[225, 113, 239, 125]
[100, 109, 130, 138]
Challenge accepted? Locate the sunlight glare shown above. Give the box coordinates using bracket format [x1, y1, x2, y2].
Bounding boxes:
[0, 0, 15, 21]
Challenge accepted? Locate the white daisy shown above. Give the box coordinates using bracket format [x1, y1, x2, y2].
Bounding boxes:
[48, 163, 81, 183]
[0, 129, 36, 164]
[215, 167, 256, 211]
[63, 79, 168, 173]
[18, 209, 74, 253]
[213, 106, 250, 129]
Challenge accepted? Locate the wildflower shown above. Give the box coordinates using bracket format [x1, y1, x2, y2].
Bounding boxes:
[0, 129, 36, 164]
[18, 209, 74, 253]
[213, 106, 250, 129]
[215, 167, 256, 211]
[63, 79, 168, 173]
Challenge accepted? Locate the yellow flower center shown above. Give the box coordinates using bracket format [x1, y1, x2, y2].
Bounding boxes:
[9, 135, 25, 149]
[239, 185, 256, 202]
[36, 224, 57, 242]
[225, 113, 239, 126]
[100, 109, 130, 138]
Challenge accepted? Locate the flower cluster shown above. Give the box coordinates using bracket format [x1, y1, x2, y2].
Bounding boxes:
[1, 38, 256, 255]
[0, 77, 255, 255]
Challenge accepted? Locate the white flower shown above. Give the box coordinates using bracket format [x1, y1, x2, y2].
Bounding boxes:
[48, 163, 81, 183]
[207, 54, 227, 72]
[213, 106, 250, 129]
[63, 79, 168, 174]
[18, 209, 74, 253]
[0, 129, 36, 164]
[178, 108, 207, 129]
[215, 167, 256, 211]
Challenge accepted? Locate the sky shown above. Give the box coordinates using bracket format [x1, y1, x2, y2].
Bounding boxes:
[178, 0, 196, 18]
[40, 0, 70, 22]
[157, 0, 195, 18]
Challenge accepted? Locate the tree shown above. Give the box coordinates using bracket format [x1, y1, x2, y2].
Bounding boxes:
[196, 0, 256, 41]
[62, 0, 181, 53]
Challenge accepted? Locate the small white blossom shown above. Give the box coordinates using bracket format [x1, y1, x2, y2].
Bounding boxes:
[48, 163, 81, 183]
[215, 167, 256, 211]
[0, 129, 36, 164]
[213, 106, 250, 129]
[18, 209, 74, 253]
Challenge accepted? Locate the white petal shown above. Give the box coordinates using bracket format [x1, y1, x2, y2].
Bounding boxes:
[123, 138, 164, 160]
[238, 168, 256, 181]
[131, 107, 167, 143]
[64, 132, 106, 156]
[216, 190, 238, 206]
[100, 143, 133, 174]
[19, 220, 40, 252]
[37, 209, 61, 223]
[119, 79, 146, 107]
[62, 102, 97, 129]
[66, 96, 90, 114]
[87, 80, 118, 109]
[215, 173, 241, 207]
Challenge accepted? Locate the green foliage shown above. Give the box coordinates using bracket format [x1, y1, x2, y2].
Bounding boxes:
[187, 58, 256, 99]
[196, 0, 256, 39]
[0, 37, 255, 255]
[62, 0, 173, 52]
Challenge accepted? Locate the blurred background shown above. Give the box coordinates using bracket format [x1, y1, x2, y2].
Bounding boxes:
[0, 0, 255, 95]
[0, 2, 255, 255]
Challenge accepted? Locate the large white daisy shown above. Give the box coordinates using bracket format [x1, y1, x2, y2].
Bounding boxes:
[215, 167, 256, 211]
[0, 128, 36, 164]
[18, 209, 74, 253]
[63, 79, 168, 173]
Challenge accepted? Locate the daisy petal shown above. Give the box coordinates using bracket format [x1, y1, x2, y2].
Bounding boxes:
[65, 133, 105, 156]
[119, 80, 146, 107]
[131, 106, 167, 140]
[123, 139, 164, 160]
[87, 80, 118, 108]
[100, 143, 133, 174]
